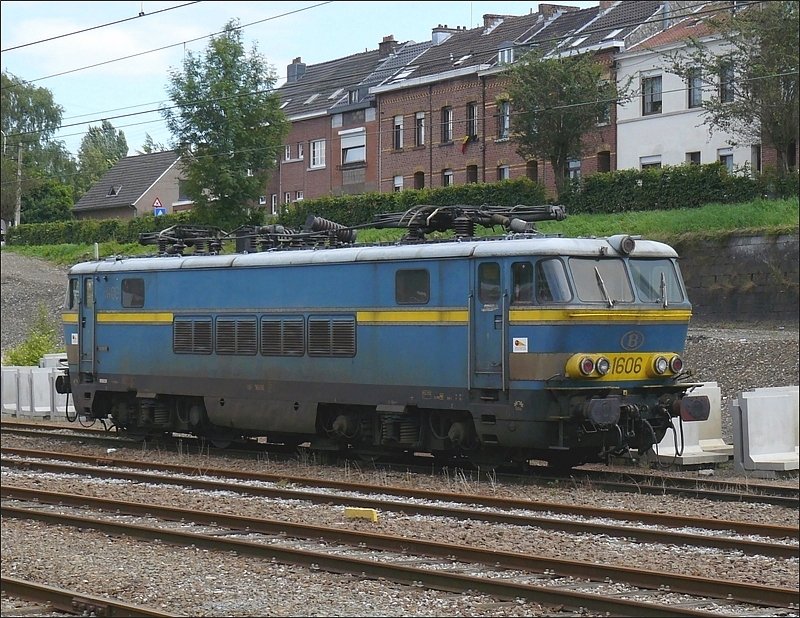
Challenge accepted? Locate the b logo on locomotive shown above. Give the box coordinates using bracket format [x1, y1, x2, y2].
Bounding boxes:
[620, 330, 645, 351]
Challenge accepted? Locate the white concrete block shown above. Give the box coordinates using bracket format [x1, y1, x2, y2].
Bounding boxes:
[39, 353, 68, 368]
[733, 389, 799, 473]
[1, 366, 20, 416]
[19, 367, 52, 419]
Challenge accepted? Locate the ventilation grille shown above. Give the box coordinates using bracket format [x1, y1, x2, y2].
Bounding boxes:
[308, 317, 356, 357]
[173, 318, 212, 354]
[216, 318, 257, 355]
[261, 317, 305, 356]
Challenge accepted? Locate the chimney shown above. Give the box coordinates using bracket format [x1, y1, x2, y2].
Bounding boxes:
[432, 24, 459, 45]
[379, 34, 398, 58]
[286, 57, 306, 83]
[538, 4, 581, 19]
[599, 0, 617, 9]
[483, 13, 506, 28]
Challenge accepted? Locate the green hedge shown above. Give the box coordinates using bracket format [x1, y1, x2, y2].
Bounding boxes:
[5, 165, 797, 246]
[561, 163, 798, 214]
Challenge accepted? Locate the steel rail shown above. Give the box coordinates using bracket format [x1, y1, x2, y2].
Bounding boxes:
[4, 484, 796, 609]
[0, 503, 735, 618]
[0, 575, 178, 617]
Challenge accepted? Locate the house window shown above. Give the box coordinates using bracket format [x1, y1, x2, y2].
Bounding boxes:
[642, 75, 662, 115]
[688, 68, 703, 108]
[393, 115, 404, 150]
[415, 112, 425, 147]
[497, 100, 510, 139]
[340, 128, 366, 164]
[297, 142, 304, 160]
[751, 145, 762, 173]
[466, 102, 478, 137]
[284, 192, 291, 204]
[466, 165, 478, 183]
[440, 106, 453, 143]
[596, 151, 611, 173]
[393, 175, 404, 192]
[271, 194, 278, 213]
[413, 171, 425, 189]
[258, 195, 267, 205]
[686, 151, 701, 165]
[567, 159, 581, 180]
[284, 145, 291, 161]
[719, 62, 734, 103]
[498, 47, 514, 64]
[442, 168, 454, 186]
[526, 160, 539, 182]
[107, 185, 122, 197]
[718, 147, 733, 171]
[310, 139, 326, 168]
[178, 180, 191, 202]
[497, 165, 510, 181]
[295, 191, 304, 201]
[640, 155, 662, 169]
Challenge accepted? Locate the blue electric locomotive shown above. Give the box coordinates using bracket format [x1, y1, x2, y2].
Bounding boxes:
[56, 205, 709, 467]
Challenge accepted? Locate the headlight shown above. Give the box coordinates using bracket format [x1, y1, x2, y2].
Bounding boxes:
[653, 356, 668, 375]
[596, 357, 610, 376]
[579, 357, 595, 376]
[669, 355, 684, 373]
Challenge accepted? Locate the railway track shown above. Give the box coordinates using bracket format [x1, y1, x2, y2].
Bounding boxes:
[3, 485, 797, 617]
[0, 576, 176, 617]
[2, 447, 797, 559]
[3, 419, 797, 507]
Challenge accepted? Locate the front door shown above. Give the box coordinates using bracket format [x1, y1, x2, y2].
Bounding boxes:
[470, 260, 506, 391]
[78, 276, 96, 376]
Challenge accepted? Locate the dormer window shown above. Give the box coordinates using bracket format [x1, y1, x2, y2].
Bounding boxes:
[498, 47, 514, 64]
[304, 93, 320, 105]
[107, 185, 122, 196]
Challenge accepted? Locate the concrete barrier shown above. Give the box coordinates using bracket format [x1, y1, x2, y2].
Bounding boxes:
[1, 364, 75, 420]
[652, 382, 732, 466]
[732, 386, 799, 477]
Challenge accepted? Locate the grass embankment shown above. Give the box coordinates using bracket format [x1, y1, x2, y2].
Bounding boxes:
[3, 197, 797, 266]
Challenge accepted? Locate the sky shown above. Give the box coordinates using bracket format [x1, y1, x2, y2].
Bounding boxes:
[1, 0, 596, 158]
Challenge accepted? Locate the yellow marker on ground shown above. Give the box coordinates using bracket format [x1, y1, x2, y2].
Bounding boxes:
[344, 507, 378, 522]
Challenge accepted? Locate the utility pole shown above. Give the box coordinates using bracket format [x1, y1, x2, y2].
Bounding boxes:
[14, 140, 22, 226]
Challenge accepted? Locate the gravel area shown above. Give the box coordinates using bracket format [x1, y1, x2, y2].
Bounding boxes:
[1, 434, 798, 616]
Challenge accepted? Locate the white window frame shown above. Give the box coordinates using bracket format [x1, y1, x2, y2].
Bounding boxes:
[258, 195, 267, 205]
[340, 128, 366, 165]
[640, 155, 662, 169]
[497, 165, 510, 181]
[441, 107, 453, 143]
[498, 47, 514, 64]
[295, 190, 304, 201]
[688, 68, 703, 109]
[393, 175, 404, 192]
[283, 192, 291, 204]
[442, 168, 454, 186]
[283, 145, 291, 161]
[297, 142, 304, 160]
[271, 194, 278, 211]
[310, 139, 326, 169]
[642, 74, 662, 115]
[497, 101, 510, 139]
[567, 159, 581, 180]
[393, 115, 404, 150]
[718, 147, 733, 171]
[415, 112, 425, 147]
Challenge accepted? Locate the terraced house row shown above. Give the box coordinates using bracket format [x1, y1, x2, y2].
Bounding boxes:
[265, 0, 797, 210]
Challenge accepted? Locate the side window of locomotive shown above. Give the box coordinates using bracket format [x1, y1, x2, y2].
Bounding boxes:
[478, 262, 501, 304]
[570, 258, 634, 303]
[535, 259, 572, 303]
[629, 259, 684, 303]
[66, 278, 80, 309]
[84, 278, 94, 306]
[511, 262, 533, 304]
[396, 269, 430, 304]
[121, 278, 145, 308]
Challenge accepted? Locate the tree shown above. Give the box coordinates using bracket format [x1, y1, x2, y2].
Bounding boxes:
[1, 71, 74, 224]
[162, 18, 289, 229]
[21, 170, 73, 223]
[506, 50, 622, 199]
[75, 120, 128, 197]
[137, 133, 168, 154]
[667, 1, 799, 175]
